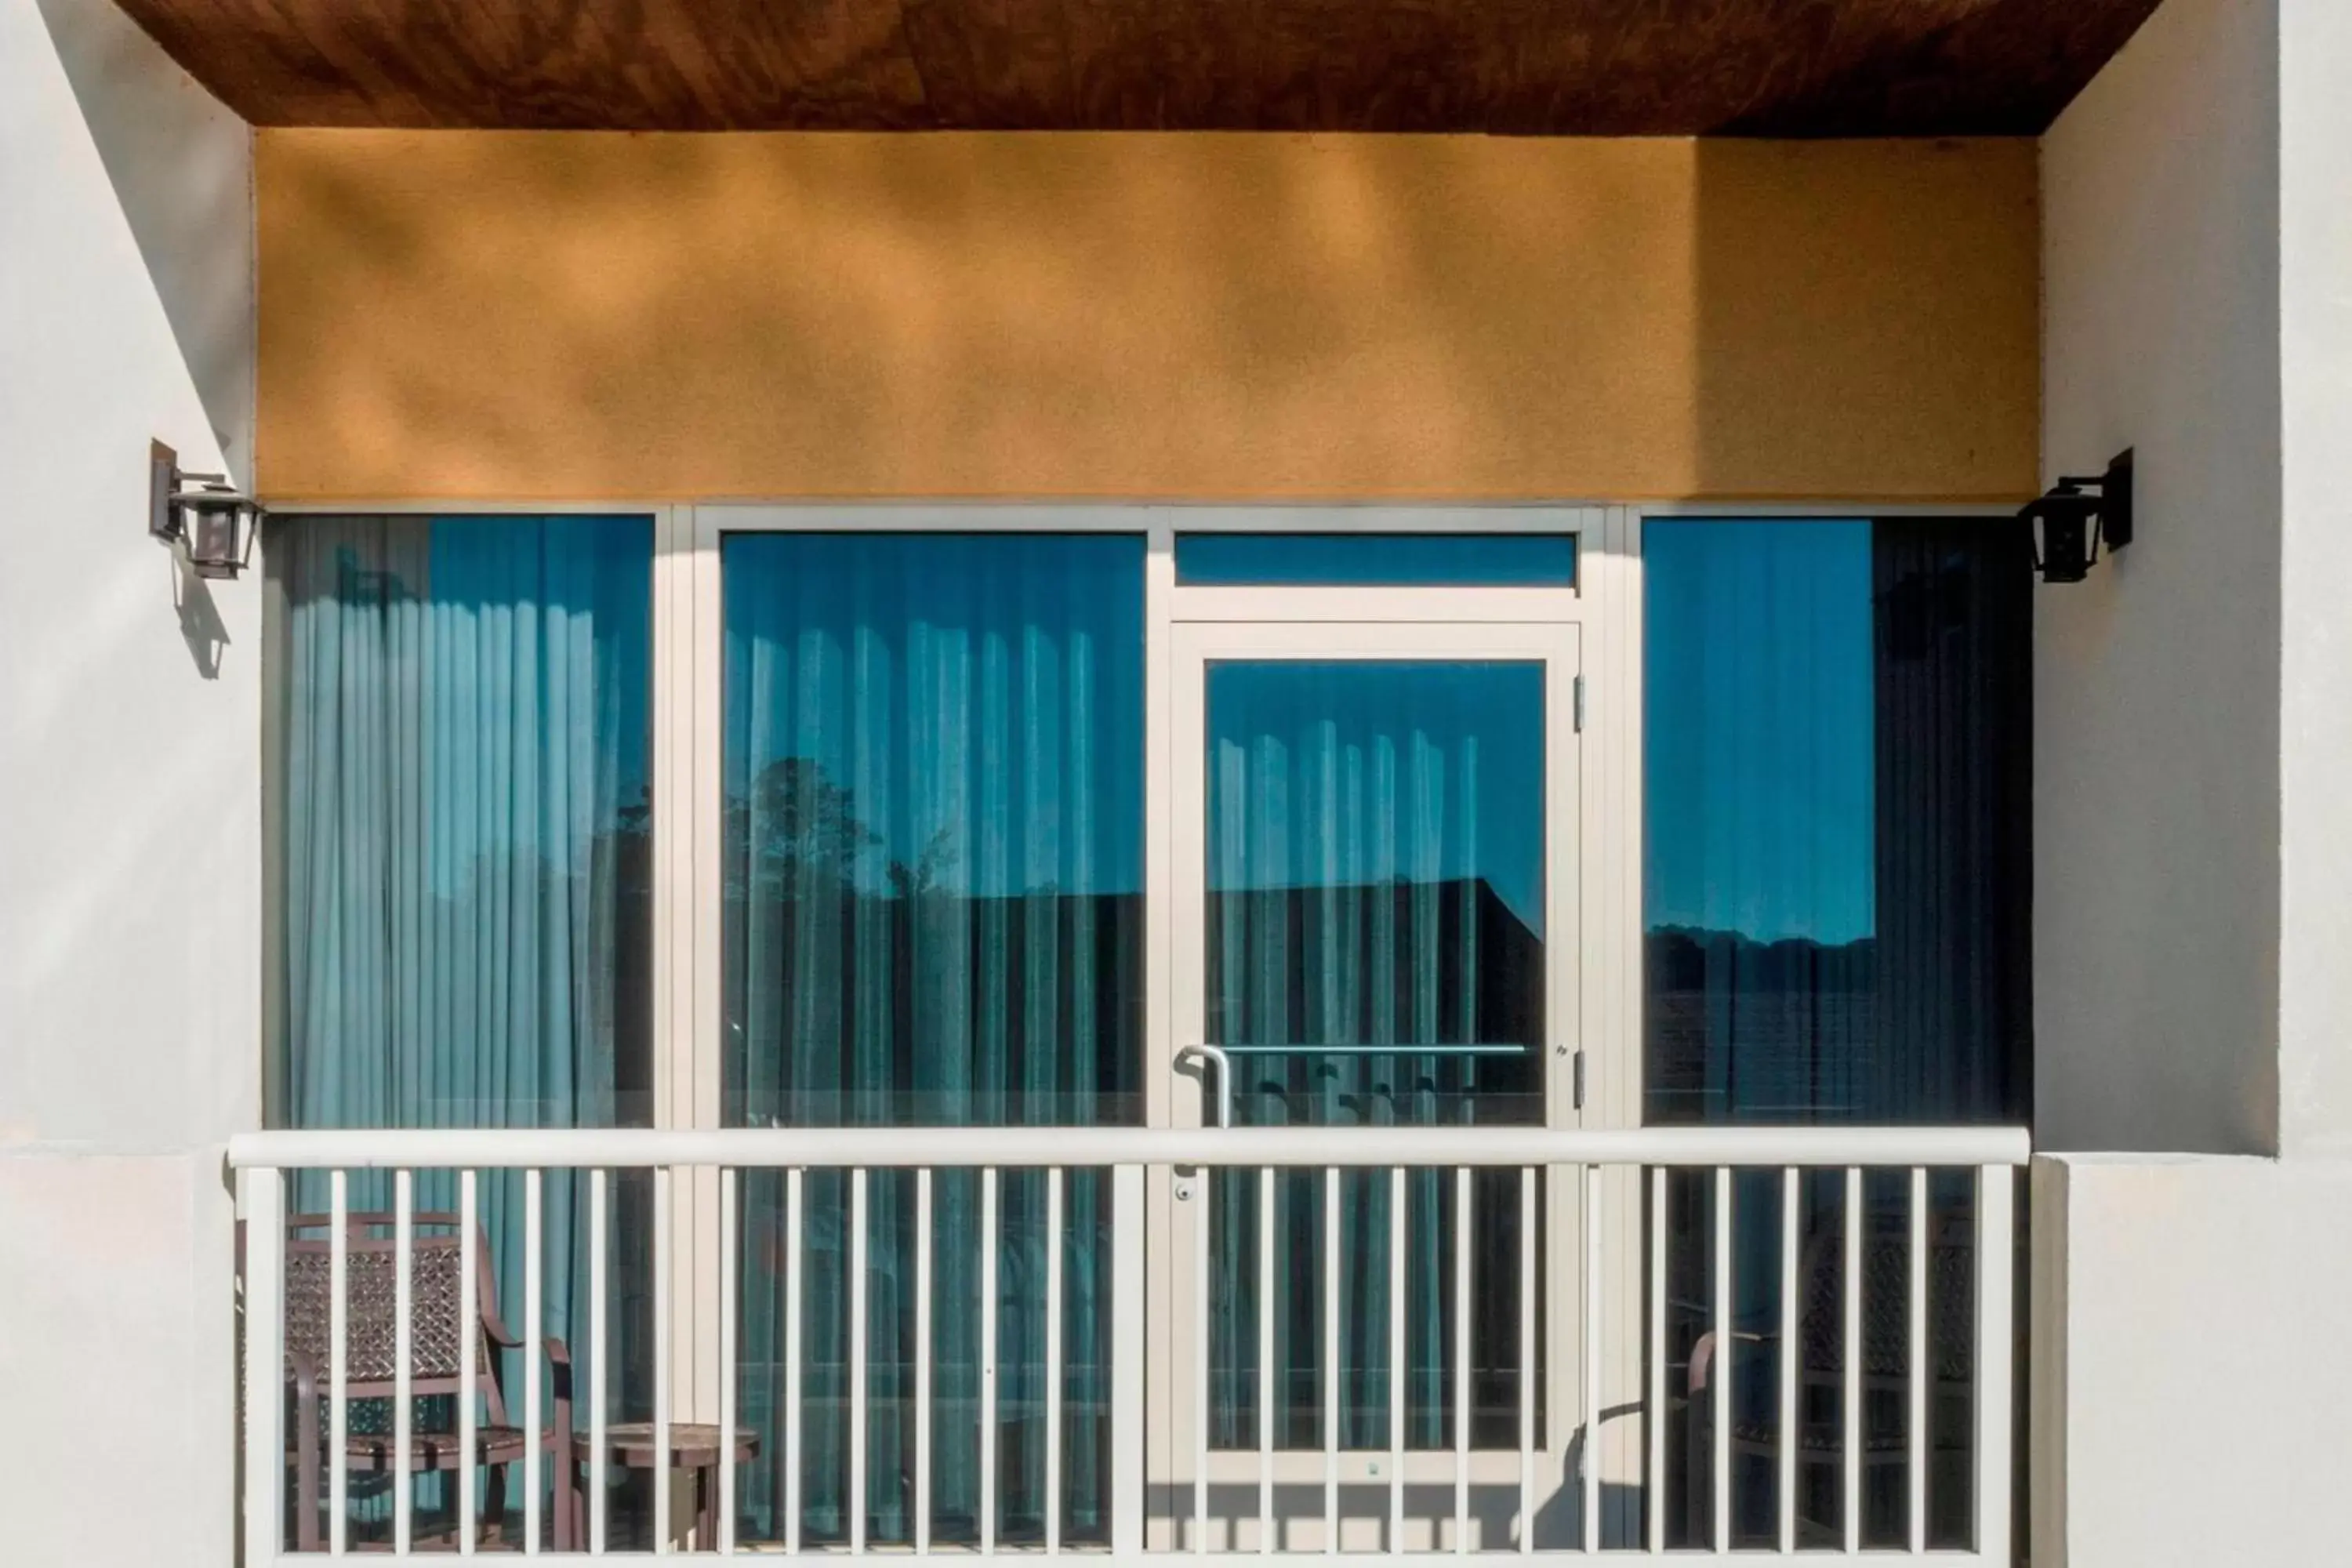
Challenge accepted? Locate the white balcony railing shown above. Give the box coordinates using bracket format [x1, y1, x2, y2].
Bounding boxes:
[231, 1124, 2024, 1563]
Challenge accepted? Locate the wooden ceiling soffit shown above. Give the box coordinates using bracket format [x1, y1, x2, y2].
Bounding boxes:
[117, 0, 2164, 136]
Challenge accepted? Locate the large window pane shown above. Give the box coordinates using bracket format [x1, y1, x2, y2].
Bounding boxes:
[1643, 519, 2031, 1125]
[266, 512, 656, 1545]
[1642, 519, 2028, 1553]
[721, 532, 1145, 1550]
[720, 532, 1145, 1129]
[270, 513, 655, 1131]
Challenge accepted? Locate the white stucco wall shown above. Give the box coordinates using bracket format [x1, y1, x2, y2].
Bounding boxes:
[2276, 0, 2352, 1160]
[2037, 2, 2352, 1560]
[2031, 1153, 2352, 1568]
[2038, 0, 2282, 1157]
[0, 3, 257, 1565]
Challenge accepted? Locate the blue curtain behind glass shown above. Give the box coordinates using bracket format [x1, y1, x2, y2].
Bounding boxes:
[271, 513, 654, 1534]
[1202, 662, 1544, 1455]
[722, 534, 1144, 1548]
[1645, 522, 1876, 1121]
[1642, 519, 2030, 1549]
[1642, 518, 2030, 1125]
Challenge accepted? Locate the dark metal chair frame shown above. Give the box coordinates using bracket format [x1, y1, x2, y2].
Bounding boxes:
[1682, 1215, 1976, 1546]
[283, 1210, 578, 1552]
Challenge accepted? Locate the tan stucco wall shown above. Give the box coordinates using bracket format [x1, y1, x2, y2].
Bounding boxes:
[256, 131, 2038, 502]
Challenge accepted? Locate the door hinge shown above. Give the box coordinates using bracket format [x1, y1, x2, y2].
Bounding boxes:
[1573, 674, 1585, 732]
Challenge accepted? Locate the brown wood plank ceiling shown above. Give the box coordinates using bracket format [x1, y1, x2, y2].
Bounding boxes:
[116, 0, 2162, 135]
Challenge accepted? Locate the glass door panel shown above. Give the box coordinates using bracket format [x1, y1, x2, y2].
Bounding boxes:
[1203, 659, 1545, 1457]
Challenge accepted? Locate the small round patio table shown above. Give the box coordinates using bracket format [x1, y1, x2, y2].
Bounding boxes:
[595, 1421, 761, 1548]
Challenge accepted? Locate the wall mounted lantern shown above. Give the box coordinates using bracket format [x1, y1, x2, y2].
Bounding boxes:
[2020, 448, 2133, 584]
[149, 439, 263, 580]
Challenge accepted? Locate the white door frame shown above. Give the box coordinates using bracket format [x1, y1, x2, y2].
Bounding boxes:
[1158, 613, 1585, 1552]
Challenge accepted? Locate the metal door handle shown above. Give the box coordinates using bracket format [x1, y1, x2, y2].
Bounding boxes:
[1177, 1044, 1234, 1128]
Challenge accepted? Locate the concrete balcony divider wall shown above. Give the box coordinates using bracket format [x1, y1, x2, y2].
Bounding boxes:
[0, 5, 258, 1568]
[2037, 0, 2352, 1561]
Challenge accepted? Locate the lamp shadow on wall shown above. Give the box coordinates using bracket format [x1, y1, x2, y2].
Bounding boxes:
[172, 550, 230, 680]
[38, 0, 255, 488]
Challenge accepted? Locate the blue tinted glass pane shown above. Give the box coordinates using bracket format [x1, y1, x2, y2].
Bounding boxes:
[1175, 533, 1576, 586]
[721, 533, 1143, 1548]
[1644, 521, 1875, 1125]
[273, 512, 655, 1131]
[270, 513, 659, 1545]
[1643, 517, 2031, 1129]
[1644, 518, 2031, 1552]
[1203, 659, 1544, 1097]
[720, 532, 1145, 1130]
[1202, 659, 1544, 1457]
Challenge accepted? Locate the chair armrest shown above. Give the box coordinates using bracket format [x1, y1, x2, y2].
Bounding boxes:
[1685, 1323, 1782, 1398]
[288, 1347, 322, 1405]
[546, 1335, 576, 1406]
[479, 1298, 524, 1349]
[546, 1336, 579, 1552]
[1668, 1298, 1779, 1340]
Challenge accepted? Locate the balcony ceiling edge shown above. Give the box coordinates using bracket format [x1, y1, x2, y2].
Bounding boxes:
[116, 0, 2162, 136]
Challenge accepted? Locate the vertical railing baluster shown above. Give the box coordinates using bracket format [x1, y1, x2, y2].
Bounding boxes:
[654, 1163, 672, 1556]
[525, 1167, 543, 1555]
[590, 1168, 608, 1557]
[1454, 1165, 1472, 1556]
[1112, 1164, 1148, 1556]
[1197, 1166, 1212, 1555]
[1259, 1166, 1275, 1556]
[981, 1167, 999, 1557]
[1582, 1164, 1601, 1555]
[1326, 1165, 1341, 1555]
[1909, 1166, 1929, 1554]
[1388, 1166, 1406, 1557]
[241, 1167, 285, 1565]
[1842, 1166, 1863, 1553]
[457, 1171, 475, 1558]
[1712, 1167, 1730, 1554]
[721, 1167, 739, 1557]
[916, 1167, 933, 1556]
[1519, 1166, 1535, 1555]
[785, 1167, 804, 1555]
[1645, 1167, 1664, 1555]
[1047, 1167, 1065, 1556]
[332, 1170, 350, 1556]
[1778, 1168, 1798, 1555]
[850, 1167, 869, 1558]
[394, 1169, 413, 1557]
[1976, 1167, 2016, 1566]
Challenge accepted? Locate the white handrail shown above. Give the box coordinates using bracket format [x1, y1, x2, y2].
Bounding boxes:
[227, 1122, 2028, 1170]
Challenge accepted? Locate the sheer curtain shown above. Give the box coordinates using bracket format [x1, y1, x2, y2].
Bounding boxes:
[1200, 662, 1544, 1454]
[721, 534, 1145, 1548]
[1642, 518, 2029, 1126]
[269, 513, 653, 1526]
[1641, 518, 2029, 1548]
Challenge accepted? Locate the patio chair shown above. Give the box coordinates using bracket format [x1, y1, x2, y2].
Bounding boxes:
[1682, 1215, 1973, 1545]
[283, 1210, 578, 1551]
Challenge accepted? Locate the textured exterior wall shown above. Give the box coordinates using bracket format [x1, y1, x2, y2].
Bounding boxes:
[254, 130, 2039, 503]
[0, 4, 258, 1566]
[2039, 0, 2281, 1156]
